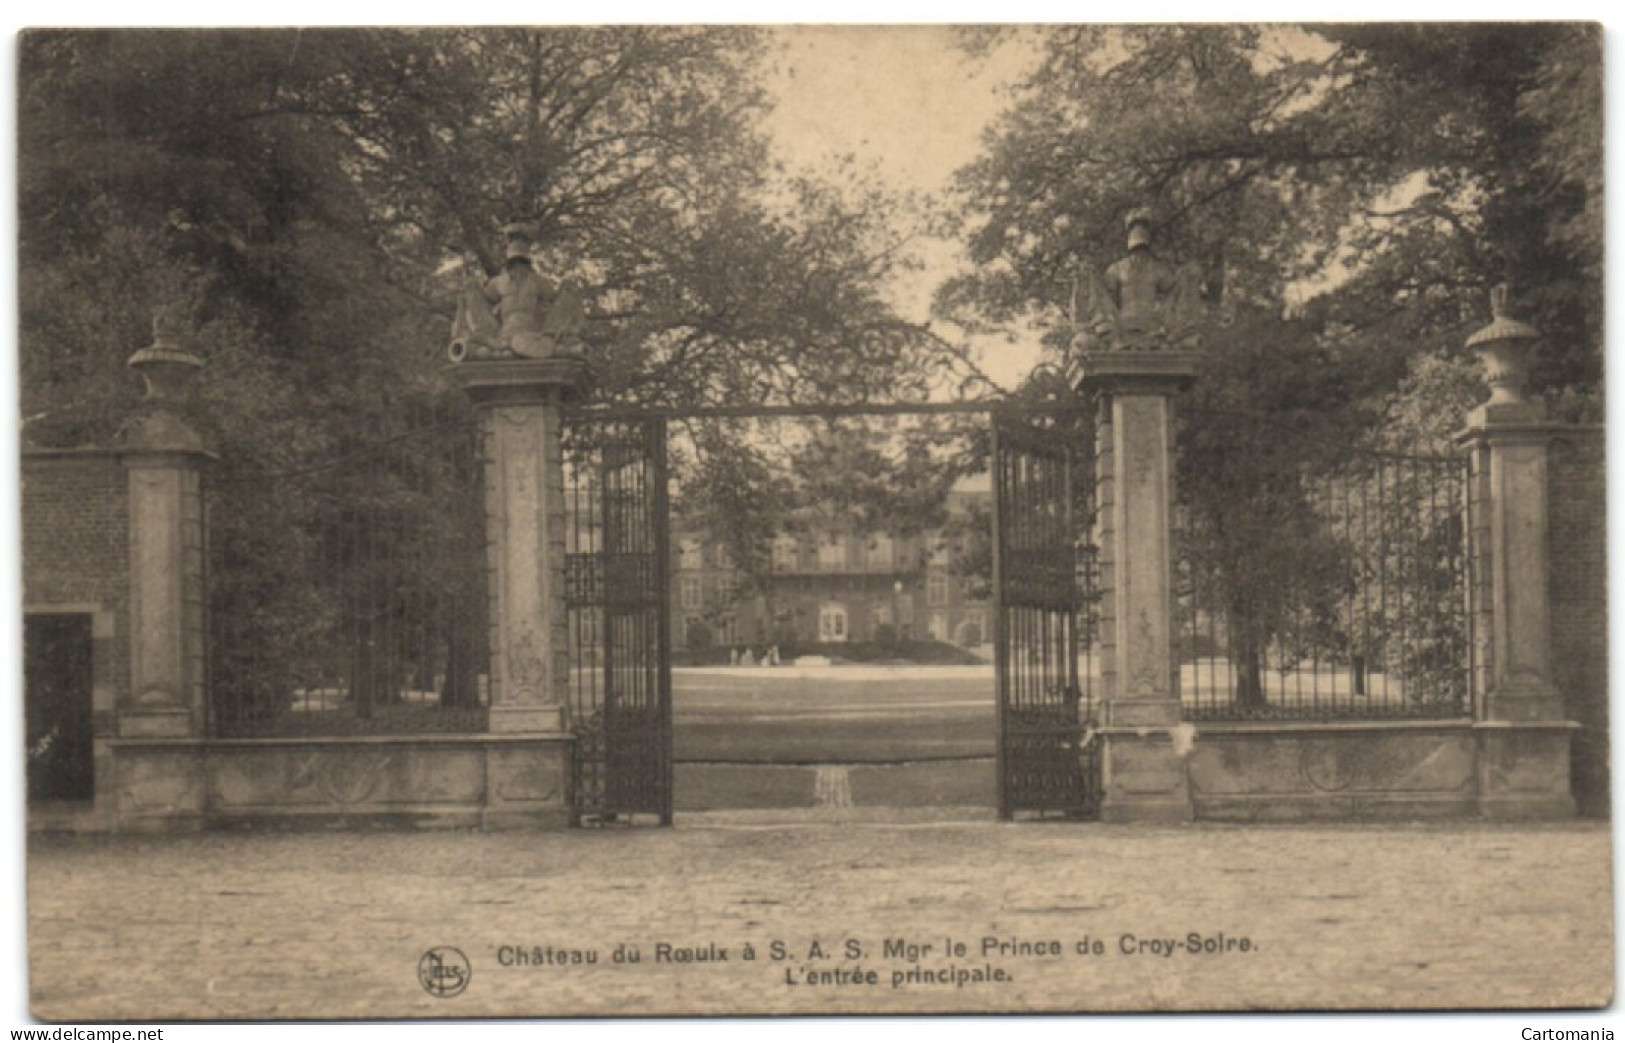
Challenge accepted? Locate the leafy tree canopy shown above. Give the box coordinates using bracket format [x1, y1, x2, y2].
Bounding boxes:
[940, 24, 1602, 421]
[20, 27, 981, 457]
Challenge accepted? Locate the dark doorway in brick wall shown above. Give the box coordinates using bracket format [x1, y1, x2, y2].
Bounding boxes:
[25, 613, 95, 803]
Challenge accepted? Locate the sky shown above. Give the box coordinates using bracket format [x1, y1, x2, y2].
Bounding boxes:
[767, 26, 1021, 203]
[759, 26, 1046, 392]
[747, 25, 1397, 393]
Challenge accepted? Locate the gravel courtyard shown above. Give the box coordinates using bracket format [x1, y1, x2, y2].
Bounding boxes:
[25, 816, 1613, 1020]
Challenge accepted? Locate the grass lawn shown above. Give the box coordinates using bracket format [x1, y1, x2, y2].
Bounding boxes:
[672, 668, 996, 763]
[671, 666, 999, 809]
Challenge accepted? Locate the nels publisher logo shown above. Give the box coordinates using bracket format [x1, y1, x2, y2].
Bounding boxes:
[419, 946, 472, 998]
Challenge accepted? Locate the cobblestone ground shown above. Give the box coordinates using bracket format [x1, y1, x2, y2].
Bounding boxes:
[26, 816, 1614, 1020]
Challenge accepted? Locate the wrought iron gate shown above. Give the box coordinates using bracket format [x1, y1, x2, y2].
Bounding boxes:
[564, 417, 673, 825]
[992, 411, 1101, 819]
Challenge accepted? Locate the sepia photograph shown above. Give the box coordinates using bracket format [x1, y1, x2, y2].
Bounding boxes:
[8, 19, 1614, 1025]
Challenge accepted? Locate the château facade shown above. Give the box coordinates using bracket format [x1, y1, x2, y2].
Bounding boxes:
[670, 483, 991, 652]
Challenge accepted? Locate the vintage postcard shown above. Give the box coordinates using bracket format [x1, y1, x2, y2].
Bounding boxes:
[12, 22, 1613, 1024]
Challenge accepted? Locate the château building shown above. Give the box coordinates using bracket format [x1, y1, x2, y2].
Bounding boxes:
[670, 480, 991, 652]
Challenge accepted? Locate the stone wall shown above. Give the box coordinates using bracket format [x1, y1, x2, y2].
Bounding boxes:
[1547, 428, 1608, 817]
[1184, 723, 1480, 821]
[108, 736, 572, 831]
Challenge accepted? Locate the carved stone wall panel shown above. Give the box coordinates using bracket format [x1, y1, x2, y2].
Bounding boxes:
[1196, 793, 1473, 823]
[116, 749, 203, 812]
[1482, 732, 1570, 795]
[1105, 738, 1185, 797]
[209, 749, 328, 807]
[1188, 738, 1298, 795]
[486, 745, 566, 805]
[1187, 732, 1475, 798]
[207, 745, 487, 809]
[401, 750, 488, 804]
[1382, 736, 1477, 793]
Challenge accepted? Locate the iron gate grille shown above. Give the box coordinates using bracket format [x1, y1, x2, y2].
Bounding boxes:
[563, 417, 672, 825]
[993, 411, 1101, 819]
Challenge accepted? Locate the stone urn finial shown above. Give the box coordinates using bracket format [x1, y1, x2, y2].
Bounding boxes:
[123, 309, 205, 451]
[1466, 283, 1540, 408]
[128, 309, 204, 406]
[1123, 206, 1154, 251]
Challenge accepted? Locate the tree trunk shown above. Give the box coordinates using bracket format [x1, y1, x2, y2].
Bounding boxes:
[440, 618, 483, 708]
[352, 610, 404, 718]
[1233, 640, 1266, 709]
[1229, 595, 1268, 710]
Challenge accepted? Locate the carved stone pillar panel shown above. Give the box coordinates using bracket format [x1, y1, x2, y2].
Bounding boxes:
[1109, 392, 1177, 723]
[448, 357, 587, 736]
[1092, 398, 1118, 702]
[483, 403, 564, 732]
[1082, 353, 1198, 726]
[1080, 351, 1199, 823]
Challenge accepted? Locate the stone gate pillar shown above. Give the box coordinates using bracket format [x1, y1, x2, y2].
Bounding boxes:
[448, 356, 587, 828]
[120, 323, 209, 741]
[113, 319, 211, 832]
[1081, 352, 1198, 823]
[1460, 287, 1577, 819]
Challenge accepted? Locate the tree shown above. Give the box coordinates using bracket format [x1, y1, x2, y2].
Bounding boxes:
[671, 422, 794, 629]
[941, 24, 1602, 408]
[1170, 312, 1378, 708]
[21, 30, 978, 425]
[19, 28, 978, 727]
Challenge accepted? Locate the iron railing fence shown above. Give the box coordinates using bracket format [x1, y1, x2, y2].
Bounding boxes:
[1174, 413, 1471, 722]
[206, 397, 489, 737]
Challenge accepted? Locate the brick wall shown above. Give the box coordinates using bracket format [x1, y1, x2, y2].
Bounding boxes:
[22, 452, 131, 700]
[22, 450, 131, 800]
[1548, 428, 1608, 817]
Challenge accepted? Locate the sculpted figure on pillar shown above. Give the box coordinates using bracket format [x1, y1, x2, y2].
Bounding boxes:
[448, 222, 585, 362]
[1071, 208, 1208, 352]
